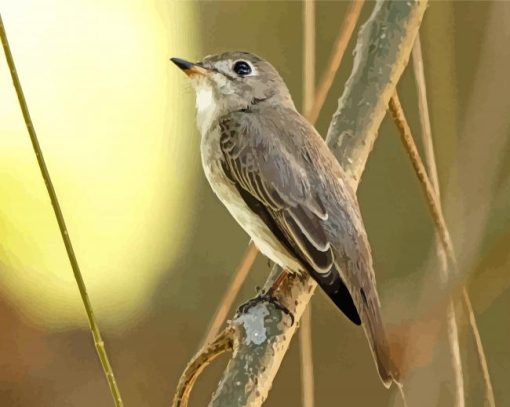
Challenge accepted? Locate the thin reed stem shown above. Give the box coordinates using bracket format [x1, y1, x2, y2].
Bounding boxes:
[202, 242, 258, 346]
[462, 290, 496, 407]
[389, 94, 465, 407]
[412, 37, 440, 195]
[412, 37, 495, 407]
[306, 0, 365, 123]
[397, 383, 409, 407]
[0, 14, 123, 407]
[389, 95, 456, 269]
[300, 307, 315, 407]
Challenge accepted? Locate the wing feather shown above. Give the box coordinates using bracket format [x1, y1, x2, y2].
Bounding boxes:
[219, 115, 333, 275]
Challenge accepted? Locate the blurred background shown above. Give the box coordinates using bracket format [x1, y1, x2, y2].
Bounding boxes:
[0, 1, 509, 406]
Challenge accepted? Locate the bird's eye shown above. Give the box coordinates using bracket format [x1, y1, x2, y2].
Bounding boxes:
[233, 60, 252, 76]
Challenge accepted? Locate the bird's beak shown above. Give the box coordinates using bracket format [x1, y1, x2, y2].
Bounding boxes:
[170, 57, 210, 77]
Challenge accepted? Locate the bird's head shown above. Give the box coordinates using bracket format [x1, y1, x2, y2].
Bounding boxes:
[171, 51, 294, 131]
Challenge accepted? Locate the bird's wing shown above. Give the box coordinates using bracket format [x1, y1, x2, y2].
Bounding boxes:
[218, 111, 396, 387]
[219, 114, 333, 271]
[218, 112, 362, 321]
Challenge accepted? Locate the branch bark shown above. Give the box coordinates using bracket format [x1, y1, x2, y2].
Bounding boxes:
[208, 2, 428, 406]
[173, 328, 234, 407]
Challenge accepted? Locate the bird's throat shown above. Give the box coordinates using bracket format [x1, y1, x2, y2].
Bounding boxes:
[194, 83, 218, 135]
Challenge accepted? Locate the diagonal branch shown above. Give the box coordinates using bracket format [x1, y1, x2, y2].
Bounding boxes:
[208, 2, 428, 406]
[0, 13, 124, 407]
[173, 327, 234, 407]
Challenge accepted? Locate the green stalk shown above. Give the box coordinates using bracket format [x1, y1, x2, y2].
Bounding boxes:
[0, 14, 123, 407]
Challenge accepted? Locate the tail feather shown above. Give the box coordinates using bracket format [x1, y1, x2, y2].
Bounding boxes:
[310, 264, 398, 386]
[360, 300, 399, 388]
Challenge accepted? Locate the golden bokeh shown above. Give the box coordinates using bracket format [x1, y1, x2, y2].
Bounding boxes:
[0, 0, 199, 328]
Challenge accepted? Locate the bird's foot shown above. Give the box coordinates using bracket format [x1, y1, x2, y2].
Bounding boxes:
[237, 291, 294, 325]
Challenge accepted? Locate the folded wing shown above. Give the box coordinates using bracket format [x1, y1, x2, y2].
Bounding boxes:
[219, 113, 361, 324]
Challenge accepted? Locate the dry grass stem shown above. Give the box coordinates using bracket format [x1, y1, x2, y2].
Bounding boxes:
[412, 37, 440, 194]
[0, 13, 124, 407]
[390, 93, 468, 406]
[303, 0, 316, 114]
[412, 37, 496, 407]
[409, 38, 466, 406]
[306, 0, 365, 123]
[300, 306, 315, 407]
[397, 383, 409, 407]
[173, 328, 234, 407]
[462, 291, 496, 407]
[202, 242, 258, 346]
[389, 95, 456, 269]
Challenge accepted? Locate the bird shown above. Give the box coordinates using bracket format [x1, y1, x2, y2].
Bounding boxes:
[171, 51, 398, 387]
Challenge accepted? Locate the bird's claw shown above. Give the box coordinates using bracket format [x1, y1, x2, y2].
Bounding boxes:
[237, 292, 295, 325]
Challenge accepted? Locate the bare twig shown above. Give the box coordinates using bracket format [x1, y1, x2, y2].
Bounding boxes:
[397, 383, 409, 407]
[300, 307, 315, 407]
[389, 96, 456, 268]
[412, 37, 496, 407]
[412, 37, 440, 195]
[463, 292, 496, 407]
[0, 13, 124, 407]
[390, 93, 468, 405]
[303, 0, 316, 115]
[300, 2, 316, 406]
[173, 328, 234, 407]
[306, 0, 365, 123]
[203, 242, 258, 346]
[208, 2, 428, 406]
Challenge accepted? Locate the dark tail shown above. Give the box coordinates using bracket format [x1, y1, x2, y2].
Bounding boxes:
[310, 265, 399, 387]
[308, 266, 362, 325]
[359, 296, 400, 388]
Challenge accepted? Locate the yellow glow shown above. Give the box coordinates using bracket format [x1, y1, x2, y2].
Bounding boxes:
[0, 0, 199, 328]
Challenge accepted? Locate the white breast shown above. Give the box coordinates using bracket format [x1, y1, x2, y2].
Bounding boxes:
[195, 84, 217, 135]
[200, 127, 303, 273]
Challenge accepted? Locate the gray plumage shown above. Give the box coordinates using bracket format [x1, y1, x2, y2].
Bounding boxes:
[171, 51, 398, 387]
